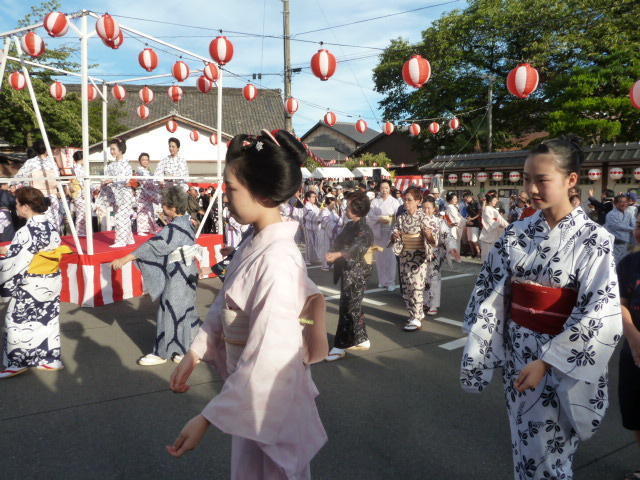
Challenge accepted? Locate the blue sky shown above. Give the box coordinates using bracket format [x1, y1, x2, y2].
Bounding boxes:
[0, 0, 463, 135]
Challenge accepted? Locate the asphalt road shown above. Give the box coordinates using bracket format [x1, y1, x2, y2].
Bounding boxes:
[0, 260, 636, 480]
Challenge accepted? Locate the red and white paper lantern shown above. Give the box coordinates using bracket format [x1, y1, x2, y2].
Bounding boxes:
[409, 123, 421, 136]
[209, 36, 234, 66]
[136, 105, 149, 120]
[197, 76, 213, 94]
[324, 111, 337, 127]
[492, 171, 504, 182]
[9, 72, 26, 90]
[402, 55, 431, 88]
[423, 174, 433, 184]
[355, 119, 368, 134]
[96, 14, 120, 42]
[190, 130, 200, 142]
[449, 117, 460, 130]
[448, 173, 458, 184]
[476, 172, 489, 182]
[285, 97, 299, 115]
[21, 32, 45, 57]
[87, 84, 98, 101]
[203, 62, 220, 82]
[429, 122, 440, 134]
[172, 61, 190, 82]
[139, 86, 154, 104]
[243, 83, 258, 101]
[50, 81, 66, 101]
[630, 80, 640, 110]
[383, 121, 394, 135]
[166, 119, 178, 133]
[43, 11, 69, 37]
[509, 171, 522, 183]
[103, 30, 124, 49]
[168, 85, 183, 102]
[506, 63, 539, 99]
[634, 167, 640, 181]
[209, 133, 218, 145]
[461, 172, 473, 183]
[112, 84, 126, 101]
[310, 48, 337, 81]
[138, 48, 159, 72]
[609, 167, 624, 181]
[587, 168, 602, 181]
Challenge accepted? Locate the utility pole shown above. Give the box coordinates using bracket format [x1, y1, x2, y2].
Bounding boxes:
[282, 0, 293, 132]
[487, 75, 494, 152]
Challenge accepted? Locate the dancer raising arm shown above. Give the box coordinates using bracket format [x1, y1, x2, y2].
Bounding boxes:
[166, 130, 328, 480]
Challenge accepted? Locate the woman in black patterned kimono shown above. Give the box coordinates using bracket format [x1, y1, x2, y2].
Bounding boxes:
[325, 191, 373, 361]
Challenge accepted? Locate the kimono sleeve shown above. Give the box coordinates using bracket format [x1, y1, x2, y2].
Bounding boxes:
[540, 231, 622, 383]
[460, 231, 511, 393]
[200, 255, 308, 444]
[0, 226, 33, 284]
[113, 162, 132, 188]
[344, 223, 373, 263]
[190, 290, 227, 375]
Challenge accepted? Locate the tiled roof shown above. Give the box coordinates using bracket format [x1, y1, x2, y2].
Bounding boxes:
[67, 84, 285, 136]
[306, 146, 348, 161]
[301, 121, 380, 145]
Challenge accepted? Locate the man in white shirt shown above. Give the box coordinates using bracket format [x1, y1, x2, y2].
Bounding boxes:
[605, 194, 635, 263]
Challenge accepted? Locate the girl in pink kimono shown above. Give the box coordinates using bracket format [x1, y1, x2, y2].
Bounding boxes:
[167, 129, 328, 480]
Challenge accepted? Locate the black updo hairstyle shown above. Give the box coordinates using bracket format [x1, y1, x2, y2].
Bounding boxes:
[446, 191, 457, 203]
[528, 135, 583, 175]
[168, 137, 180, 149]
[33, 139, 47, 156]
[348, 191, 370, 217]
[225, 129, 305, 207]
[72, 151, 83, 162]
[109, 137, 127, 154]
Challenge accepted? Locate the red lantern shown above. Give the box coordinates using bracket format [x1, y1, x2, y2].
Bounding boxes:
[9, 72, 26, 90]
[372, 162, 378, 167]
[190, 130, 200, 142]
[96, 14, 120, 42]
[324, 111, 337, 127]
[423, 173, 433, 184]
[21, 32, 45, 57]
[112, 84, 126, 101]
[243, 83, 258, 101]
[409, 123, 421, 136]
[355, 119, 367, 134]
[429, 122, 440, 134]
[461, 172, 473, 183]
[139, 86, 154, 104]
[587, 168, 602, 181]
[172, 61, 190, 82]
[609, 167, 624, 181]
[384, 122, 394, 135]
[630, 80, 640, 110]
[509, 171, 522, 183]
[506, 63, 539, 99]
[87, 84, 98, 101]
[197, 76, 213, 94]
[285, 97, 299, 115]
[492, 171, 504, 182]
[138, 48, 159, 72]
[402, 55, 431, 88]
[43, 11, 69, 37]
[476, 172, 489, 183]
[203, 62, 220, 82]
[209, 36, 234, 66]
[310, 48, 337, 81]
[137, 105, 149, 120]
[166, 120, 178, 133]
[210, 133, 218, 145]
[449, 117, 460, 130]
[50, 81, 66, 101]
[103, 29, 124, 49]
[168, 85, 183, 102]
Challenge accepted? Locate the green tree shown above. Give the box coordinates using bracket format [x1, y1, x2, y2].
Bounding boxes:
[345, 152, 392, 171]
[0, 1, 125, 147]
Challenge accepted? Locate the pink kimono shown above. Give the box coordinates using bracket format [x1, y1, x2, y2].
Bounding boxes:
[190, 221, 327, 479]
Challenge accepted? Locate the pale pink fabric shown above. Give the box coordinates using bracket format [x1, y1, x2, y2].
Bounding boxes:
[190, 221, 327, 479]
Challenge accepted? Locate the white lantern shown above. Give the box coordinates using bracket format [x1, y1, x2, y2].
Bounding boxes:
[423, 174, 433, 184]
[609, 167, 624, 181]
[634, 167, 640, 181]
[461, 172, 473, 183]
[476, 172, 489, 182]
[448, 173, 458, 184]
[509, 171, 521, 183]
[492, 171, 504, 182]
[587, 168, 602, 181]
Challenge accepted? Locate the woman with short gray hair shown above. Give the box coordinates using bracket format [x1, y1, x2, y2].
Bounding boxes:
[112, 186, 202, 366]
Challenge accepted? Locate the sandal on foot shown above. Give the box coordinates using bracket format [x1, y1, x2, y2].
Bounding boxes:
[0, 367, 28, 379]
[137, 354, 167, 366]
[325, 347, 345, 362]
[347, 340, 370, 351]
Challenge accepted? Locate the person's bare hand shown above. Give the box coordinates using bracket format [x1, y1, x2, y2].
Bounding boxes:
[515, 359, 549, 392]
[220, 245, 235, 257]
[169, 350, 199, 393]
[325, 251, 341, 263]
[588, 189, 594, 197]
[627, 330, 640, 367]
[166, 414, 210, 458]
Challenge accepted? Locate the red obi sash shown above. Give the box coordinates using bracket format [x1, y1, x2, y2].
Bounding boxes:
[519, 207, 537, 220]
[511, 282, 578, 335]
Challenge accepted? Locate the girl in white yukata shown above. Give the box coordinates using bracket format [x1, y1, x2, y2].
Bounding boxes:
[368, 180, 400, 291]
[461, 136, 623, 480]
[135, 153, 160, 236]
[156, 137, 189, 191]
[445, 192, 465, 253]
[479, 193, 509, 261]
[0, 187, 71, 378]
[69, 151, 87, 236]
[303, 191, 321, 265]
[166, 129, 328, 480]
[102, 139, 135, 248]
[318, 196, 341, 271]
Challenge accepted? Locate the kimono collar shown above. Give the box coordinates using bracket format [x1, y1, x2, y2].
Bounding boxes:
[536, 206, 587, 232]
[29, 214, 47, 223]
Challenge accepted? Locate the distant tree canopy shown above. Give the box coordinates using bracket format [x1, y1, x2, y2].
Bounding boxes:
[0, 0, 125, 148]
[373, 0, 640, 159]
